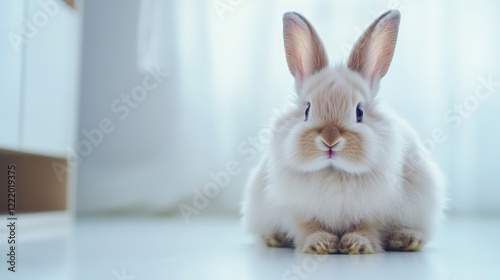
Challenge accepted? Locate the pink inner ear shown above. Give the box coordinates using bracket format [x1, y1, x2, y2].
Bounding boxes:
[295, 55, 305, 80]
[284, 17, 306, 80]
[368, 19, 399, 81]
[289, 22, 309, 79]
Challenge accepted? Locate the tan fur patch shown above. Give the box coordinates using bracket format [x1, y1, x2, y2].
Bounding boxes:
[299, 127, 321, 162]
[299, 123, 364, 165]
[341, 130, 365, 163]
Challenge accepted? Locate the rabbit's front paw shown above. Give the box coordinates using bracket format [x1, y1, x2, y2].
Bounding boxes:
[386, 229, 424, 251]
[300, 231, 339, 254]
[339, 232, 375, 254]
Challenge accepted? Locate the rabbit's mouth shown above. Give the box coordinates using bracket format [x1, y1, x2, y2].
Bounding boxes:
[327, 149, 336, 159]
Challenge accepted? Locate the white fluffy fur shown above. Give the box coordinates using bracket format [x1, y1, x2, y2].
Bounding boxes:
[241, 11, 446, 254]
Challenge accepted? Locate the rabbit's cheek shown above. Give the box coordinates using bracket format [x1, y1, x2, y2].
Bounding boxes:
[340, 130, 365, 164]
[297, 128, 322, 161]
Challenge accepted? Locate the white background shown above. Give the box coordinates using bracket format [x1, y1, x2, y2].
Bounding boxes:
[77, 0, 500, 216]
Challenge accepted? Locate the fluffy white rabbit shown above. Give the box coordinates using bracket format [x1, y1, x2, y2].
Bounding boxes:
[241, 10, 446, 254]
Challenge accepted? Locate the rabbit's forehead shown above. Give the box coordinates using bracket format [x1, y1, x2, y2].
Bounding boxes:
[309, 82, 363, 104]
[302, 67, 370, 102]
[309, 84, 363, 122]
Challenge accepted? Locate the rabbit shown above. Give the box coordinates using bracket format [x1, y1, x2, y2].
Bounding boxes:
[241, 10, 446, 254]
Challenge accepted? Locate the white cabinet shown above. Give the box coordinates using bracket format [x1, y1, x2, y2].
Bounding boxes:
[0, 0, 81, 221]
[0, 0, 25, 149]
[0, 0, 80, 157]
[21, 0, 81, 156]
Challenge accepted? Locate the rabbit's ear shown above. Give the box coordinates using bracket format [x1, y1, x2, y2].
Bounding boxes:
[348, 10, 400, 86]
[283, 12, 328, 85]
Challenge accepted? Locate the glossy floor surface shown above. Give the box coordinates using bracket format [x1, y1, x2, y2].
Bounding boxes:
[1, 215, 499, 280]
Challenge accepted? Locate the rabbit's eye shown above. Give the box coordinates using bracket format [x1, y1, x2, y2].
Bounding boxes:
[305, 102, 311, 121]
[356, 104, 363, 122]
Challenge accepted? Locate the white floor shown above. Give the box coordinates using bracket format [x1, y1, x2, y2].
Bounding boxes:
[1, 215, 499, 280]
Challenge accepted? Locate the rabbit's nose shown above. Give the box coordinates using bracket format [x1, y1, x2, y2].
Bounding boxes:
[321, 139, 340, 149]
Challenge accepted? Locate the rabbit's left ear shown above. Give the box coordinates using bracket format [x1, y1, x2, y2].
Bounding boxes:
[348, 10, 400, 86]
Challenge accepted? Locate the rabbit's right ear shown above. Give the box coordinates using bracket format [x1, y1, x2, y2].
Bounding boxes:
[283, 12, 328, 87]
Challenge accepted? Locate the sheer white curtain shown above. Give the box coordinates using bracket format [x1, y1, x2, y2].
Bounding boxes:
[78, 0, 500, 215]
